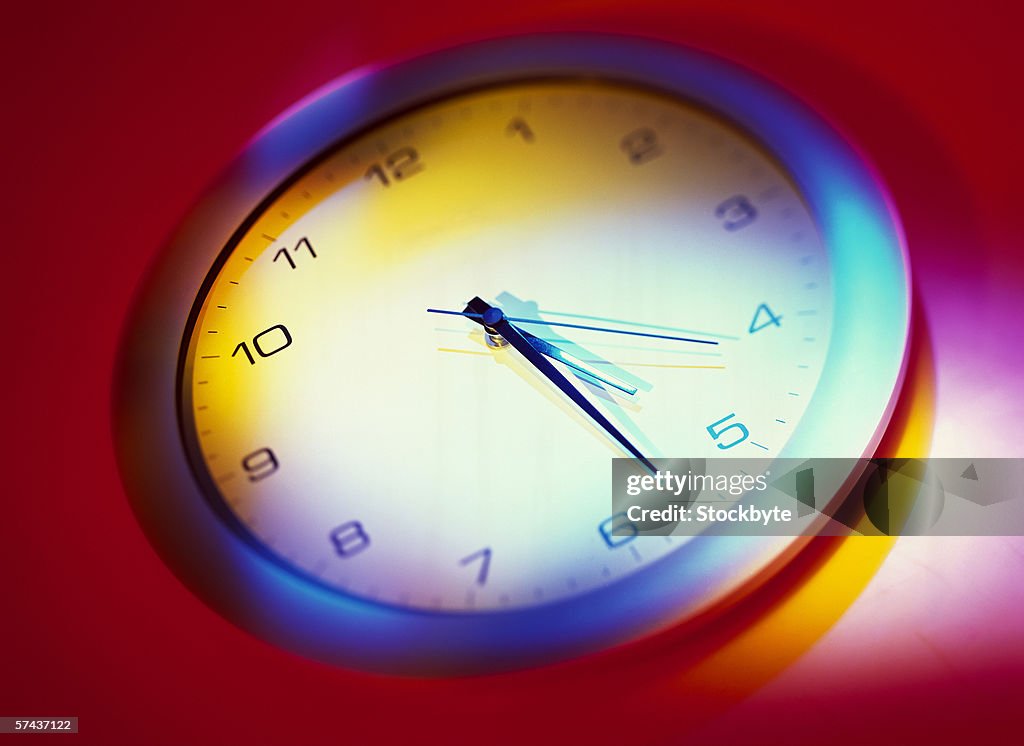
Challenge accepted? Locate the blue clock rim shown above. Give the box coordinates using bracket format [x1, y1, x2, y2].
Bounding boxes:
[115, 32, 911, 676]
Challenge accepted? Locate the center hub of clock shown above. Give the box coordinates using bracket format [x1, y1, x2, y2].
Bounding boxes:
[481, 307, 509, 348]
[481, 307, 504, 326]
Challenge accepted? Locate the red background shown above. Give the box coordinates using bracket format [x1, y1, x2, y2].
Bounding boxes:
[3, 1, 1020, 743]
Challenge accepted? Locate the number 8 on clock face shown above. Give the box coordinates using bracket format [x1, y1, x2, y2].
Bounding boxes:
[115, 35, 910, 674]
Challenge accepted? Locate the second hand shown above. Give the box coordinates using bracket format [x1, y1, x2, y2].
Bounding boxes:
[427, 308, 719, 345]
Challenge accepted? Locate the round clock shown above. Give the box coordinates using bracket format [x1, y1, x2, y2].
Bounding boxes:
[114, 34, 910, 675]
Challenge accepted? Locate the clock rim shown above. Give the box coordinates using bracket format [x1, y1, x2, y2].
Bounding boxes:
[114, 32, 911, 675]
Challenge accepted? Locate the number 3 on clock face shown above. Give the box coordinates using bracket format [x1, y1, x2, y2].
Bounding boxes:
[115, 34, 910, 675]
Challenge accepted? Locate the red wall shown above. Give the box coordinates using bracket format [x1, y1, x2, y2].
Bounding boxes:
[3, 1, 1019, 743]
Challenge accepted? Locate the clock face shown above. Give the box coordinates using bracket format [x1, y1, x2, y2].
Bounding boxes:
[182, 80, 834, 611]
[118, 35, 910, 674]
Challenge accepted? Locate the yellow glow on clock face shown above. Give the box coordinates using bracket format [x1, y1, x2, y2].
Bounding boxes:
[182, 80, 834, 611]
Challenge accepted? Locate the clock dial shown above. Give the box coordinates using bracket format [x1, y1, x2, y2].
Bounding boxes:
[182, 80, 833, 611]
[117, 34, 910, 674]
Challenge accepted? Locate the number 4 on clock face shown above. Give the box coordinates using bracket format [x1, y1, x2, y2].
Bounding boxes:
[749, 303, 782, 334]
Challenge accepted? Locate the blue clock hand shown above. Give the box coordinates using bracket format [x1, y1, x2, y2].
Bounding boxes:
[467, 298, 656, 472]
[445, 301, 637, 395]
[523, 333, 638, 396]
[427, 308, 718, 345]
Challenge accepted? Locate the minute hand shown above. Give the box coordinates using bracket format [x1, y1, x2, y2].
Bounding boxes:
[523, 333, 637, 396]
[479, 304, 656, 472]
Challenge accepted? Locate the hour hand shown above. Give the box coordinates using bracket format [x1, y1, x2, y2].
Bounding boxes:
[524, 335, 637, 395]
[460, 298, 637, 395]
[463, 297, 656, 472]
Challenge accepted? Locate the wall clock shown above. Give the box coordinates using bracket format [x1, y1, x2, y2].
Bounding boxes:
[115, 34, 910, 675]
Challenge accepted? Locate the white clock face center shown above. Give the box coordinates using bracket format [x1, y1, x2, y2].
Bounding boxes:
[183, 80, 835, 611]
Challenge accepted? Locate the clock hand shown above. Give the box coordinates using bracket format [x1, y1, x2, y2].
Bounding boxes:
[521, 333, 638, 395]
[427, 308, 718, 345]
[447, 300, 637, 395]
[464, 297, 656, 472]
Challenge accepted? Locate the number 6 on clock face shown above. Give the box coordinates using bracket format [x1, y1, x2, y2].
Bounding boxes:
[115, 34, 910, 675]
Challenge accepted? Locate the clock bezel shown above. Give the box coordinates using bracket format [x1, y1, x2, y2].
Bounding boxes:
[114, 33, 911, 675]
